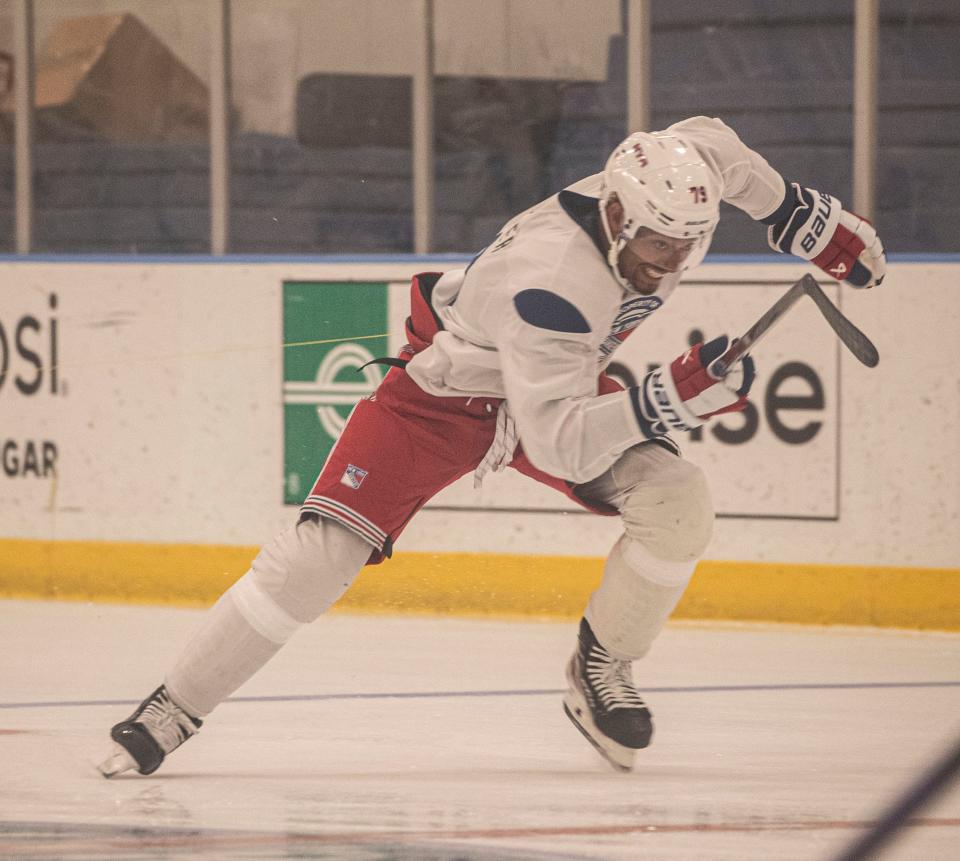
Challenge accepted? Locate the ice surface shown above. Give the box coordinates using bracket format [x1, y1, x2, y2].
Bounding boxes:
[1, 600, 958, 860]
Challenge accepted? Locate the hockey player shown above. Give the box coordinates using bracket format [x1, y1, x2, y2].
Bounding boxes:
[99, 116, 885, 776]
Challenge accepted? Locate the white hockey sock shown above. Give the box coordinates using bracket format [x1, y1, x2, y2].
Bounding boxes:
[164, 587, 283, 717]
[585, 535, 695, 661]
[164, 517, 373, 717]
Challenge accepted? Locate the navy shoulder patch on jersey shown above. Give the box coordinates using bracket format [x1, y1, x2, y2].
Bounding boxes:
[513, 289, 591, 334]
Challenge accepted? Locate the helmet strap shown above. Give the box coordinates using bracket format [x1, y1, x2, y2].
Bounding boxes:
[599, 193, 634, 291]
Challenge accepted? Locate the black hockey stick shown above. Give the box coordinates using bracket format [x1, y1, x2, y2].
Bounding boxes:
[802, 276, 880, 368]
[712, 273, 879, 377]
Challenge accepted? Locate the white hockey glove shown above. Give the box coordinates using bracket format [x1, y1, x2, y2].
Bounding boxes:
[633, 336, 756, 438]
[766, 182, 885, 288]
[474, 401, 519, 488]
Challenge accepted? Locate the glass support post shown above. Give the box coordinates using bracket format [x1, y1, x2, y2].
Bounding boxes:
[210, 0, 232, 254]
[13, 0, 35, 254]
[626, 0, 651, 134]
[853, 0, 878, 221]
[413, 0, 435, 254]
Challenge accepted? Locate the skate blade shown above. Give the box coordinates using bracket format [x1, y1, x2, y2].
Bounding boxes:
[97, 743, 139, 778]
[563, 697, 636, 773]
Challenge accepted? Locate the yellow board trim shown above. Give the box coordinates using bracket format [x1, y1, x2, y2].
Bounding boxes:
[0, 539, 957, 631]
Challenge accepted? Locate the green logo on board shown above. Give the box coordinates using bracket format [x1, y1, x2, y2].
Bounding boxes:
[282, 281, 388, 505]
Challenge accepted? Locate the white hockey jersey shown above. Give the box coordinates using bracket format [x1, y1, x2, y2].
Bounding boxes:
[405, 116, 790, 484]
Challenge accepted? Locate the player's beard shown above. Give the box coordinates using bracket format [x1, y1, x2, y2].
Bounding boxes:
[620, 258, 670, 295]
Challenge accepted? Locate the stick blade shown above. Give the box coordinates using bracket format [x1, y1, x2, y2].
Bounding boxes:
[800, 275, 880, 368]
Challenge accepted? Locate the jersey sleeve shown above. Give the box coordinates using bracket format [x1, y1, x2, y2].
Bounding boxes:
[667, 115, 790, 223]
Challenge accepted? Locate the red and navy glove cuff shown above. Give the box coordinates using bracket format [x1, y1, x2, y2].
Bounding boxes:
[760, 182, 800, 226]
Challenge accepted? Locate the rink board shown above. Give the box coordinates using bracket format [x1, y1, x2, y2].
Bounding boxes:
[0, 537, 957, 630]
[0, 256, 958, 628]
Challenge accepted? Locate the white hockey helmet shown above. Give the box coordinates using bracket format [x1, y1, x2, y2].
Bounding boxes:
[599, 130, 721, 282]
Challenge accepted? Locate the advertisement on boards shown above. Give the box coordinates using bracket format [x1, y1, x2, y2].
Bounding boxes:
[280, 277, 840, 521]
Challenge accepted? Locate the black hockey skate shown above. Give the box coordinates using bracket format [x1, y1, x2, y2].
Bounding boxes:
[98, 685, 202, 777]
[563, 617, 653, 772]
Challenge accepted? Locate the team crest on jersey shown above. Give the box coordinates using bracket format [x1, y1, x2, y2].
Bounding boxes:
[340, 464, 369, 489]
[611, 296, 663, 334]
[598, 296, 664, 361]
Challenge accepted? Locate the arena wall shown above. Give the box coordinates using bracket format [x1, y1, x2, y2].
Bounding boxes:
[1, 257, 957, 629]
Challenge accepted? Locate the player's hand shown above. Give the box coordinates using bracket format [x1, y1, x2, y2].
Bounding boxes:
[634, 336, 755, 437]
[767, 182, 885, 288]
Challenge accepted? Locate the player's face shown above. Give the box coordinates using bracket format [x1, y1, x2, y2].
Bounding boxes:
[604, 196, 698, 294]
[617, 228, 698, 295]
